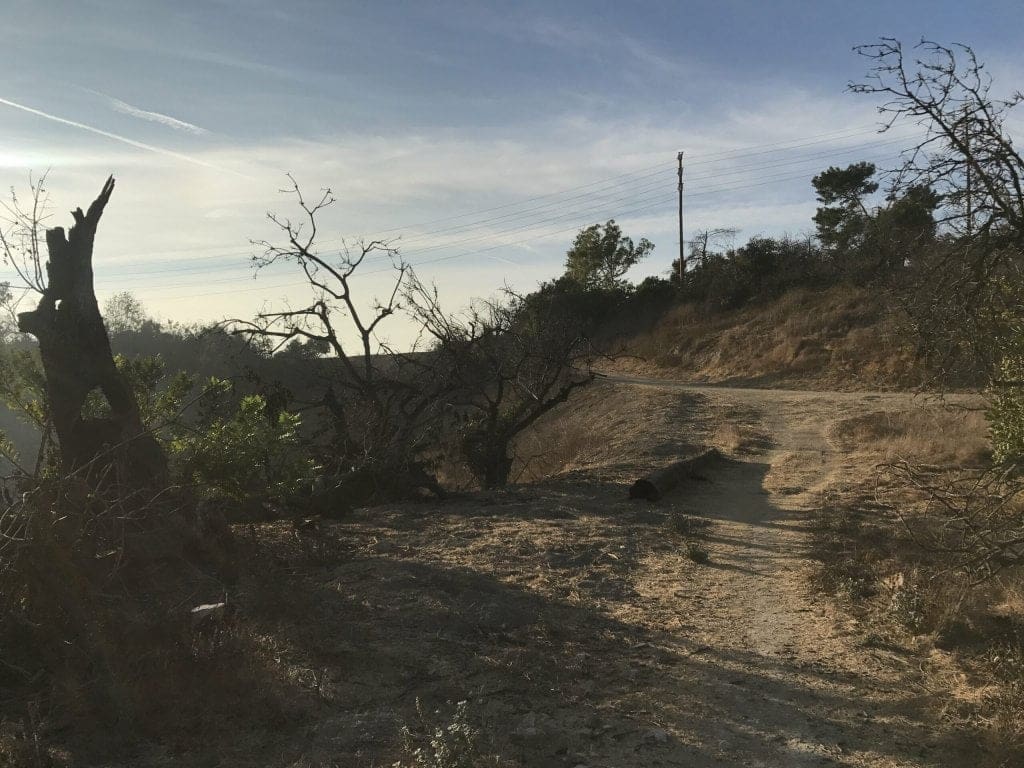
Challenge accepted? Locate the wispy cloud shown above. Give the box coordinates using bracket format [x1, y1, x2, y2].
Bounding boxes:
[0, 96, 250, 178]
[104, 94, 209, 135]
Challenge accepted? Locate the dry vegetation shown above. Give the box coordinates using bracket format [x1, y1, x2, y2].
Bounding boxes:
[511, 383, 701, 482]
[607, 285, 928, 390]
[812, 404, 1024, 763]
[827, 406, 991, 467]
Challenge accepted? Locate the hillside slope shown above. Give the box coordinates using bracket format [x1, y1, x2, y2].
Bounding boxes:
[606, 285, 927, 390]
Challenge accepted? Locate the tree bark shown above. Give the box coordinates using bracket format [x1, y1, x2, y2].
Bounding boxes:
[17, 177, 167, 485]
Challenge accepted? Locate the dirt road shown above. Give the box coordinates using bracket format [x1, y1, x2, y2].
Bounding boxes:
[589, 375, 973, 766]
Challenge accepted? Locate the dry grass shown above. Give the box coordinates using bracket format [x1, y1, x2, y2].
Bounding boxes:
[1, 381, 720, 767]
[709, 408, 773, 457]
[811, 400, 1023, 765]
[511, 381, 701, 483]
[828, 406, 992, 467]
[607, 284, 932, 390]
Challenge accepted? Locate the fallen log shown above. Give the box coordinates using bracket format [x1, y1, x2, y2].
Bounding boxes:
[628, 447, 722, 501]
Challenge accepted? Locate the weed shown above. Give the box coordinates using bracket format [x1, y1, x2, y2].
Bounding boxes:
[686, 542, 710, 564]
[888, 585, 926, 633]
[838, 574, 876, 601]
[393, 699, 483, 768]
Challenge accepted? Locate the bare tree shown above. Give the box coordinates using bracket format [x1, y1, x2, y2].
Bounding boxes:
[690, 227, 739, 264]
[407, 276, 596, 488]
[853, 39, 1024, 580]
[4, 176, 166, 484]
[851, 39, 1024, 384]
[889, 460, 1024, 581]
[852, 39, 1024, 241]
[232, 178, 443, 497]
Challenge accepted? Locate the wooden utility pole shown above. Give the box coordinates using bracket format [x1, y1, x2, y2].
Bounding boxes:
[677, 151, 685, 282]
[964, 107, 974, 237]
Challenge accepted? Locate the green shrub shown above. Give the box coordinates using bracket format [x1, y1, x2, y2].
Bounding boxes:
[170, 389, 317, 503]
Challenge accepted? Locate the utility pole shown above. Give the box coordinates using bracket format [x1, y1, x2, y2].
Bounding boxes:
[964, 106, 974, 237]
[677, 151, 685, 282]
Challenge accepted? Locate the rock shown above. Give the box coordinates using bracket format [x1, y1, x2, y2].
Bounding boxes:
[516, 711, 538, 737]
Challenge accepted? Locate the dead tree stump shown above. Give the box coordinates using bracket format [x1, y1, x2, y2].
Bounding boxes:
[17, 176, 167, 486]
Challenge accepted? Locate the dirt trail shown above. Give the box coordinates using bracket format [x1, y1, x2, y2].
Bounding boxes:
[163, 377, 982, 768]
[601, 375, 970, 766]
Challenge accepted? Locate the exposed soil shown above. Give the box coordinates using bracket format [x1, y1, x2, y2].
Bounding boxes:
[120, 377, 987, 767]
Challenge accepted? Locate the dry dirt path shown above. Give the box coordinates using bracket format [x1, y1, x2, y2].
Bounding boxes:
[181, 377, 981, 768]
[597, 374, 972, 767]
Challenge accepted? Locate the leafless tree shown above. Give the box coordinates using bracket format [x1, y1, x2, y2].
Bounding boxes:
[231, 177, 443, 496]
[406, 276, 596, 488]
[851, 39, 1024, 384]
[854, 40, 1024, 580]
[852, 39, 1024, 241]
[690, 227, 739, 264]
[889, 460, 1024, 582]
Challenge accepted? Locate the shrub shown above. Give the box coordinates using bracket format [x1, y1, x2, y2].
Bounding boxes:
[394, 699, 483, 768]
[170, 389, 317, 505]
[686, 541, 710, 564]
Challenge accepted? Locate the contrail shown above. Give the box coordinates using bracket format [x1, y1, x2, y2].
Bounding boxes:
[108, 97, 208, 135]
[0, 95, 252, 178]
[78, 86, 210, 136]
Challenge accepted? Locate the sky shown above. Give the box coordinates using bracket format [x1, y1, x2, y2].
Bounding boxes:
[1, 0, 1021, 346]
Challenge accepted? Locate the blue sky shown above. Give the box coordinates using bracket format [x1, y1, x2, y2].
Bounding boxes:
[1, 1, 1021, 342]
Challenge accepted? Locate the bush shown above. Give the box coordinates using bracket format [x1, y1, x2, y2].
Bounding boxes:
[170, 388, 317, 505]
[677, 236, 835, 311]
[686, 542, 710, 564]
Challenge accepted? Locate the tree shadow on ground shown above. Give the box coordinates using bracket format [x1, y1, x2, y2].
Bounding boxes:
[139, 468, 981, 768]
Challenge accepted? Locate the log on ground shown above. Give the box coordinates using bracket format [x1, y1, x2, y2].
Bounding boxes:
[628, 447, 722, 501]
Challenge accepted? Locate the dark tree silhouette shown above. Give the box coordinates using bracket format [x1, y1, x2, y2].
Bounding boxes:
[851, 39, 1024, 382]
[13, 177, 167, 484]
[407, 277, 595, 488]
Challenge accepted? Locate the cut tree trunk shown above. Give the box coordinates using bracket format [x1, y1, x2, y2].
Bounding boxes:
[17, 177, 167, 486]
[628, 448, 722, 501]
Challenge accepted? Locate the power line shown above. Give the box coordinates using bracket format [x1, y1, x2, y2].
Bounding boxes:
[89, 130, 916, 282]
[95, 140, 908, 289]
[4, 127, 923, 301]
[151, 192, 688, 302]
[89, 123, 914, 266]
[349, 124, 896, 239]
[133, 147, 907, 300]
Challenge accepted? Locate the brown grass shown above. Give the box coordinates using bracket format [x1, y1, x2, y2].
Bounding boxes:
[606, 284, 932, 390]
[827, 406, 992, 467]
[511, 381, 702, 483]
[811, 400, 1023, 765]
